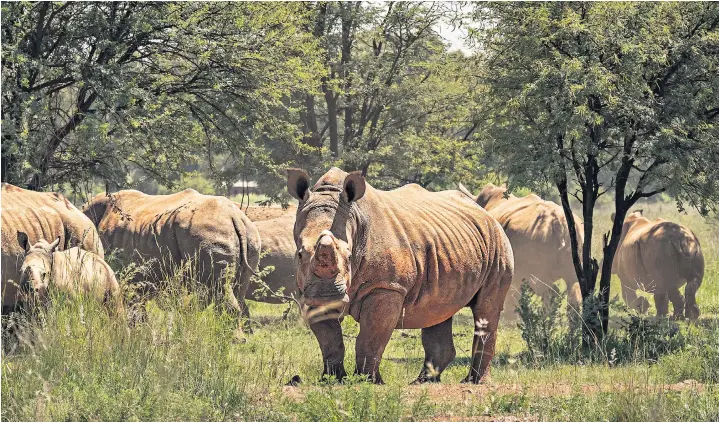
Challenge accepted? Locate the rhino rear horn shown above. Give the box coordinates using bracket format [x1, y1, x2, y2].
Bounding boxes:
[287, 168, 311, 202]
[342, 171, 366, 203]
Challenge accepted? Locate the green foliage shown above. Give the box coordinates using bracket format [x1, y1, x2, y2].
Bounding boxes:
[516, 281, 564, 359]
[289, 2, 484, 190]
[475, 3, 719, 208]
[157, 171, 217, 196]
[516, 282, 691, 367]
[1, 2, 321, 192]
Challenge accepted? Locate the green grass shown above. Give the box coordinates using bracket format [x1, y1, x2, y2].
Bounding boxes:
[2, 203, 717, 421]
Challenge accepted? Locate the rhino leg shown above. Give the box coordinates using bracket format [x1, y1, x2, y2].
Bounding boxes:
[667, 289, 685, 320]
[310, 318, 347, 382]
[654, 293, 669, 317]
[565, 279, 582, 314]
[620, 283, 649, 313]
[463, 270, 512, 384]
[685, 280, 701, 321]
[412, 317, 455, 384]
[231, 266, 253, 334]
[355, 290, 404, 384]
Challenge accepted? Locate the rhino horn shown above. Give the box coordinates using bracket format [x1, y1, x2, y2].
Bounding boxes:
[313, 232, 339, 279]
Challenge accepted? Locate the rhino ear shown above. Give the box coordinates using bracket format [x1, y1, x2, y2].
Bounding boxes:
[287, 168, 311, 202]
[17, 231, 30, 253]
[342, 171, 366, 203]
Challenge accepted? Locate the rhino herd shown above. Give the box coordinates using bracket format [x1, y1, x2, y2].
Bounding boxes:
[0, 168, 705, 384]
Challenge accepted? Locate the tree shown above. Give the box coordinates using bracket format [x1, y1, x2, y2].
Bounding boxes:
[473, 3, 719, 342]
[293, 2, 483, 189]
[1, 2, 320, 192]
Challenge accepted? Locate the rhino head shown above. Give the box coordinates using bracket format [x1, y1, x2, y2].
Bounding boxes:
[287, 168, 368, 323]
[19, 235, 60, 309]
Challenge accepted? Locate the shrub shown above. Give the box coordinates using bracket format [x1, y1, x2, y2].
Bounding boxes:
[516, 282, 689, 366]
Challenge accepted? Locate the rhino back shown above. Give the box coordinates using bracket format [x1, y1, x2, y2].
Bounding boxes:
[491, 196, 576, 277]
[51, 247, 118, 300]
[351, 186, 512, 328]
[97, 190, 245, 263]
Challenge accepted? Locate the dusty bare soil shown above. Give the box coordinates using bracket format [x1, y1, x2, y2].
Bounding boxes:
[281, 379, 704, 403]
[244, 205, 296, 221]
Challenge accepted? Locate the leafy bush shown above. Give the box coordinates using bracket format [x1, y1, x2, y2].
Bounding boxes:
[516, 282, 689, 366]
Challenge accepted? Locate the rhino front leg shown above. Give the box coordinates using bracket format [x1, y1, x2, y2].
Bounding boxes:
[355, 290, 404, 384]
[412, 317, 455, 384]
[620, 282, 649, 313]
[310, 319, 347, 382]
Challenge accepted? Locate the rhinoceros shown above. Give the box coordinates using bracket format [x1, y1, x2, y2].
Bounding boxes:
[287, 168, 514, 384]
[1, 183, 104, 313]
[612, 210, 704, 320]
[82, 189, 260, 328]
[460, 183, 583, 317]
[18, 236, 122, 315]
[246, 212, 298, 304]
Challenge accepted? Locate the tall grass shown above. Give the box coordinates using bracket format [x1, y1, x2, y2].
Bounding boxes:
[2, 202, 717, 421]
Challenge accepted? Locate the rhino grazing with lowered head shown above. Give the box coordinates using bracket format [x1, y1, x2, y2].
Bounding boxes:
[82, 189, 260, 330]
[612, 210, 704, 320]
[460, 182, 583, 317]
[18, 236, 122, 315]
[1, 183, 104, 314]
[287, 167, 514, 384]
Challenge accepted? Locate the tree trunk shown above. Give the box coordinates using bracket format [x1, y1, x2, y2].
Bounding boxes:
[322, 72, 339, 157]
[598, 204, 627, 335]
[301, 94, 322, 148]
[340, 3, 356, 147]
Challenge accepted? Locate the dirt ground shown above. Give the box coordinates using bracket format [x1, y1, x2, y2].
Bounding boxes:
[244, 205, 296, 221]
[281, 379, 704, 403]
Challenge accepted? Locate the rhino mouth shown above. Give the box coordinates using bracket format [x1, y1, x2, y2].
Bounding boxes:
[300, 276, 349, 323]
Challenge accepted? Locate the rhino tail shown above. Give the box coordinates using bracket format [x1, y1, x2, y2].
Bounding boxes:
[457, 182, 475, 200]
[672, 235, 701, 261]
[231, 212, 258, 276]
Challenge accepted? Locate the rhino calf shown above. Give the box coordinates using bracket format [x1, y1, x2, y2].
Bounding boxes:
[19, 235, 122, 315]
[612, 210, 704, 320]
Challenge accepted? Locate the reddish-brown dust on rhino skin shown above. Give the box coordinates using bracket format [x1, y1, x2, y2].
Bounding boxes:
[288, 167, 514, 384]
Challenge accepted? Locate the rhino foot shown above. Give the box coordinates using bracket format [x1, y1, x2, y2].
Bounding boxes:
[410, 375, 441, 385]
[286, 375, 302, 386]
[686, 304, 700, 321]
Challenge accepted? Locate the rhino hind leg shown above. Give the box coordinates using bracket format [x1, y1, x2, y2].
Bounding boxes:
[355, 290, 404, 384]
[654, 293, 669, 317]
[685, 280, 701, 320]
[463, 270, 512, 384]
[667, 288, 685, 320]
[412, 317, 455, 384]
